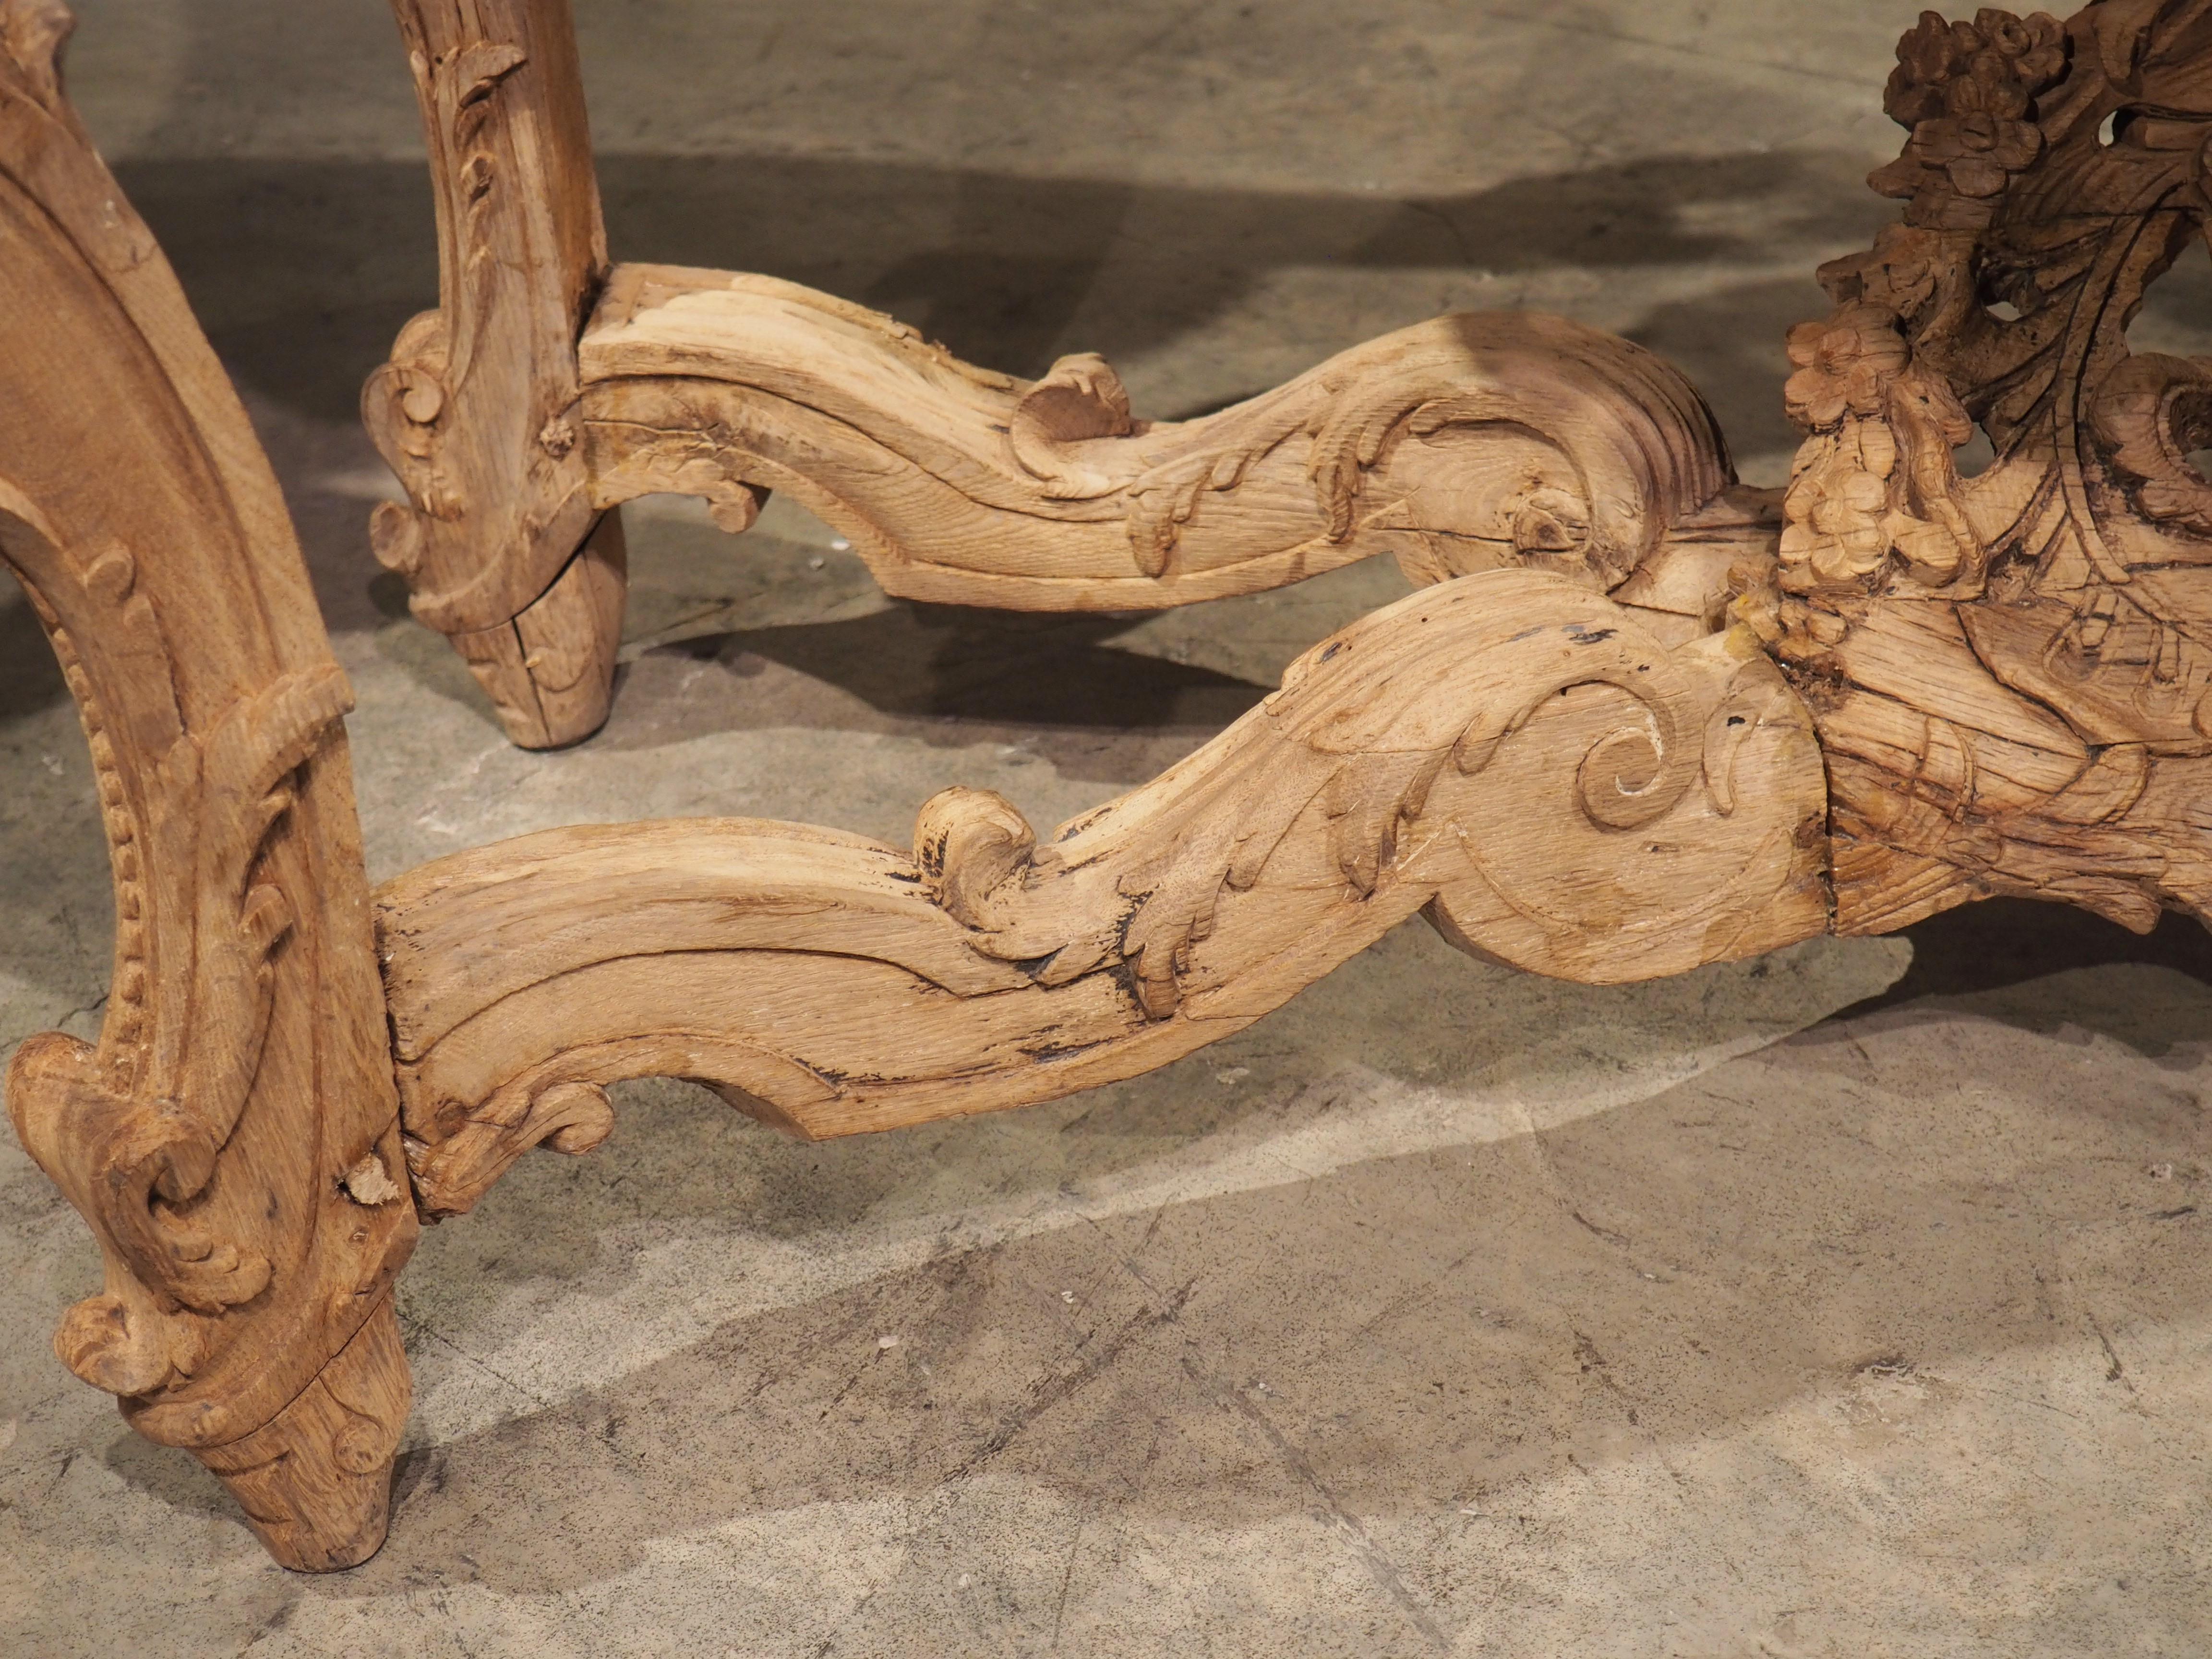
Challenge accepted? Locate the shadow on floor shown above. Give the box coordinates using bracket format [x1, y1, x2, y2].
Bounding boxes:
[244, 949, 2211, 1614]
[113, 146, 1886, 425]
[1835, 896, 2212, 1058]
[581, 603, 1271, 785]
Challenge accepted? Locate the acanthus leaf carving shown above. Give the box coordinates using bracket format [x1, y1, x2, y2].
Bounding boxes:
[370, 0, 1762, 747]
[363, 2, 610, 748]
[11, 660, 352, 1342]
[579, 270, 1739, 613]
[1771, 1, 2212, 935]
[377, 568, 1830, 1218]
[431, 36, 529, 391]
[0, 20, 420, 1560]
[2092, 349, 2212, 532]
[63, 0, 2212, 1575]
[3, 496, 359, 1390]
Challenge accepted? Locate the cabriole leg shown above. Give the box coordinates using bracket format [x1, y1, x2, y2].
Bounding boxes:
[0, 4, 419, 1572]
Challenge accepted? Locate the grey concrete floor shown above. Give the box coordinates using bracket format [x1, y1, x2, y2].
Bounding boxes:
[7, 1, 2212, 1654]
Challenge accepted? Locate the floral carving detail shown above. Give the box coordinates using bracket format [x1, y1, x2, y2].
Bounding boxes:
[11, 659, 355, 1397]
[1871, 8, 2068, 226]
[1779, 303, 1980, 593]
[1784, 304, 1912, 428]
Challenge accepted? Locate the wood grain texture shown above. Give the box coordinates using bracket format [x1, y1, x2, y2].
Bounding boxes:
[1738, 0, 2212, 936]
[363, 0, 618, 748]
[578, 264, 1742, 610]
[24, 0, 2212, 1575]
[0, 1, 415, 1571]
[377, 568, 1828, 1217]
[365, 0, 1749, 743]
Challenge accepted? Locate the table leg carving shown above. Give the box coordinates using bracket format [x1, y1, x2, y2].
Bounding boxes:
[366, 0, 611, 747]
[0, 3, 417, 1570]
[192, 1297, 411, 1573]
[20, 0, 2212, 1575]
[368, 0, 1748, 745]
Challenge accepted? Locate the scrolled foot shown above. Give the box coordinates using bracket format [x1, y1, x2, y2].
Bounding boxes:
[193, 1295, 411, 1572]
[446, 509, 628, 750]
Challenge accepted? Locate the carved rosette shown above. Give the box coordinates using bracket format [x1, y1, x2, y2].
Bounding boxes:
[1777, 302, 1981, 597]
[1869, 7, 2068, 230]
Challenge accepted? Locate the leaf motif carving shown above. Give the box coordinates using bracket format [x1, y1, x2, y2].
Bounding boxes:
[378, 568, 1828, 1216]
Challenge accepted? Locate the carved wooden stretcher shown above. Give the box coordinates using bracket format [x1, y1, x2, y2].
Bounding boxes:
[7, 0, 2211, 1571]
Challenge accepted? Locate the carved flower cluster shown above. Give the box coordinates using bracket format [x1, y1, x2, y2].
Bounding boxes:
[1780, 304, 1979, 592]
[1872, 8, 2068, 223]
[1784, 304, 1910, 429]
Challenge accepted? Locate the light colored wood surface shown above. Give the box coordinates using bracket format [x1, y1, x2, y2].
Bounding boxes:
[363, 0, 618, 748]
[378, 568, 1828, 1217]
[577, 264, 1739, 609]
[16, 0, 2212, 1577]
[1738, 1, 2212, 936]
[0, 1, 415, 1571]
[366, 0, 1753, 744]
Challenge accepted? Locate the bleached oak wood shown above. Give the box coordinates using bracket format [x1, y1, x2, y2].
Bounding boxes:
[19, 0, 2212, 1575]
[377, 569, 1828, 1215]
[1737, 1, 2212, 936]
[0, 2, 415, 1571]
[368, 0, 1756, 744]
[576, 264, 1745, 609]
[363, 0, 620, 749]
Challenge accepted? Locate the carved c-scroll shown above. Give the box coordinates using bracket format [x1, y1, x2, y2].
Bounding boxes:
[1, 490, 356, 1387]
[579, 268, 1740, 612]
[0, 2, 416, 1569]
[376, 568, 1828, 1217]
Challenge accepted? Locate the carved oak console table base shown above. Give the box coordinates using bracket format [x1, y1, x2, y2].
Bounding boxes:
[6, 0, 2212, 1572]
